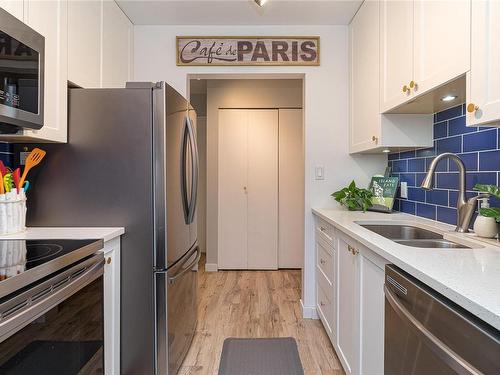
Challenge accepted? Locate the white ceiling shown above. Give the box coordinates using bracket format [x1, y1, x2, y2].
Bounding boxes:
[116, 0, 362, 25]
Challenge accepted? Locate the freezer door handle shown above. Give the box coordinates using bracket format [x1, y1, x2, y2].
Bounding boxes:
[168, 246, 200, 284]
[384, 285, 480, 375]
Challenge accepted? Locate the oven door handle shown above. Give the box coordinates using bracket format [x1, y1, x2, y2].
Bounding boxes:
[0, 255, 104, 343]
[384, 285, 481, 375]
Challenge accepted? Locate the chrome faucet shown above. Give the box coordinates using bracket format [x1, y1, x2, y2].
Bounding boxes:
[421, 152, 487, 233]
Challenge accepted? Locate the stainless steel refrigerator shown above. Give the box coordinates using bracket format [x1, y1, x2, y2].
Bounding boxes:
[22, 82, 199, 375]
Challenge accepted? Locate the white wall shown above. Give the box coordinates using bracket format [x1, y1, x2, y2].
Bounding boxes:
[134, 25, 387, 315]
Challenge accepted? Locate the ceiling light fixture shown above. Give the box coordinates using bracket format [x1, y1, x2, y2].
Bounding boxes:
[382, 149, 391, 153]
[255, 0, 269, 7]
[441, 95, 458, 102]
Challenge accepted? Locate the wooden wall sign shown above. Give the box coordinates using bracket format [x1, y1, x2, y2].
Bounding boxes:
[176, 36, 320, 66]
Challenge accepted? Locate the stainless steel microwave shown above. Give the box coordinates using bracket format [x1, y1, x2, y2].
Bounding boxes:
[0, 7, 44, 130]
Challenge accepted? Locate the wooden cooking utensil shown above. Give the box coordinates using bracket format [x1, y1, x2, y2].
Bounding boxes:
[19, 148, 46, 188]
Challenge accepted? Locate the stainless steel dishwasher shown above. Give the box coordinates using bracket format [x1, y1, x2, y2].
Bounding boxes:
[384, 265, 500, 375]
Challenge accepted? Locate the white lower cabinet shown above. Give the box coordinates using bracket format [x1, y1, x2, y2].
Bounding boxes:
[337, 237, 358, 375]
[314, 215, 388, 375]
[358, 248, 387, 375]
[102, 236, 121, 375]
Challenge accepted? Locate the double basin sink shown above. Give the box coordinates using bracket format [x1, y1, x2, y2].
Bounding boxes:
[359, 224, 471, 249]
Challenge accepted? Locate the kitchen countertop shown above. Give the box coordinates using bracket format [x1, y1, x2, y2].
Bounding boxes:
[0, 227, 125, 242]
[312, 208, 500, 330]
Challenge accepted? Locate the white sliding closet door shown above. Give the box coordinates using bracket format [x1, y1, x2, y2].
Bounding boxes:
[247, 110, 278, 269]
[278, 109, 304, 268]
[218, 110, 248, 269]
[218, 109, 278, 270]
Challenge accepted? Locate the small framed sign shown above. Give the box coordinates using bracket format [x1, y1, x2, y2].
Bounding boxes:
[368, 176, 399, 213]
[176, 36, 320, 66]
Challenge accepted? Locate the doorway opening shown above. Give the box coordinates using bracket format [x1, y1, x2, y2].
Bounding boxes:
[188, 76, 305, 276]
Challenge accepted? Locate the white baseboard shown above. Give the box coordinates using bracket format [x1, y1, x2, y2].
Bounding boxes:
[301, 299, 319, 319]
[205, 263, 218, 272]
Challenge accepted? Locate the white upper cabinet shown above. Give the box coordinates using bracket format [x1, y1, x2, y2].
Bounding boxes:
[413, 0, 470, 96]
[349, 0, 381, 152]
[68, 0, 102, 88]
[380, 0, 413, 112]
[350, 0, 433, 154]
[380, 0, 471, 112]
[68, 1, 133, 89]
[23, 0, 68, 142]
[0, 0, 23, 20]
[466, 0, 500, 127]
[102, 0, 133, 88]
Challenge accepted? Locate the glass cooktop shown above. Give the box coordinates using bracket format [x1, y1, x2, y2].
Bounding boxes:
[0, 239, 104, 298]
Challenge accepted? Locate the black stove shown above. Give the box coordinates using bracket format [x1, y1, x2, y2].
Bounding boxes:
[0, 239, 104, 298]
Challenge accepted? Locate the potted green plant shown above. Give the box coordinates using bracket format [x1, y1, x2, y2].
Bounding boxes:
[332, 180, 373, 212]
[473, 184, 500, 238]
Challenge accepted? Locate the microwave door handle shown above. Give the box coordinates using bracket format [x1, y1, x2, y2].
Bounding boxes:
[186, 117, 199, 224]
[384, 285, 481, 375]
[180, 118, 190, 224]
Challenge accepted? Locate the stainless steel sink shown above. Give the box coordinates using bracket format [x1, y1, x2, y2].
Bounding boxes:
[359, 224, 471, 249]
[394, 239, 470, 249]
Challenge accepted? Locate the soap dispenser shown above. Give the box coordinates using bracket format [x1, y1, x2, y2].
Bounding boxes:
[473, 197, 498, 238]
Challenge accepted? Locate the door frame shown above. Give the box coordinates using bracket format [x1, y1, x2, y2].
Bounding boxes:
[186, 73, 305, 274]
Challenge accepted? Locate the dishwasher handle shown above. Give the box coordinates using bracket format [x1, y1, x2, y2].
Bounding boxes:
[384, 285, 481, 375]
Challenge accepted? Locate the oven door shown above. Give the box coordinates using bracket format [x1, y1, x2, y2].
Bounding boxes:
[0, 254, 104, 374]
[0, 7, 44, 130]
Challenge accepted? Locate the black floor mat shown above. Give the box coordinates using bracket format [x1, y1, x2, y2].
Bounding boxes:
[0, 340, 103, 375]
[218, 337, 304, 375]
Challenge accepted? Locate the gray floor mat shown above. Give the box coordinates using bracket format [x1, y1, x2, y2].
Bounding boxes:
[218, 337, 305, 375]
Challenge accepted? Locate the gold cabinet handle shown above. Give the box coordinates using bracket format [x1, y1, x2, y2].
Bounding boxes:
[320, 258, 326, 265]
[467, 103, 479, 113]
[347, 245, 359, 255]
[320, 226, 326, 232]
[372, 135, 378, 144]
[402, 84, 409, 93]
[106, 257, 112, 264]
[409, 80, 417, 90]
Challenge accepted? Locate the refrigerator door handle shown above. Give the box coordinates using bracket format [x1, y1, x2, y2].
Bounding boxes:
[180, 117, 190, 224]
[186, 117, 199, 224]
[168, 246, 200, 284]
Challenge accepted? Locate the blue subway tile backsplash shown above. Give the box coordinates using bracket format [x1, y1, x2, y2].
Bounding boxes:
[389, 104, 500, 226]
[463, 129, 497, 152]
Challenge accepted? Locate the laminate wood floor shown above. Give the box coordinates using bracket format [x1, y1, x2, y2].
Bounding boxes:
[179, 256, 345, 375]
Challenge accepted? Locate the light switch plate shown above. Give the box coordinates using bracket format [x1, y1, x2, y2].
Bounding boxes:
[400, 181, 408, 199]
[315, 166, 324, 180]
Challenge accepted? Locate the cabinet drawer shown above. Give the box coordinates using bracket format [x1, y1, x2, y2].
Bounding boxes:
[317, 280, 334, 333]
[316, 239, 334, 284]
[316, 217, 335, 246]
